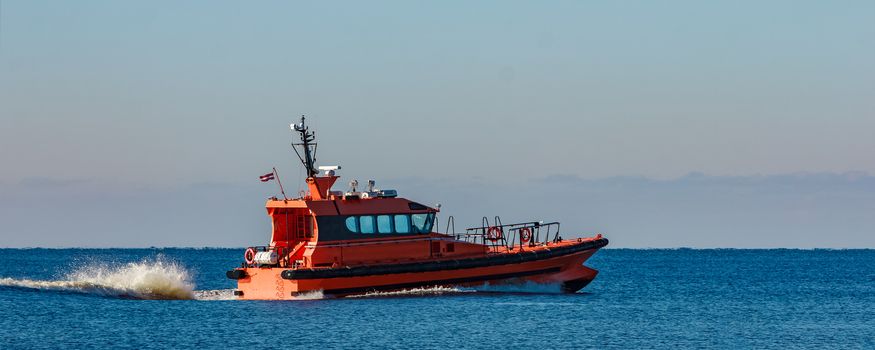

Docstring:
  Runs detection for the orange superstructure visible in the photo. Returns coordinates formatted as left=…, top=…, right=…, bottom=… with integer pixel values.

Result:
left=227, top=117, right=608, bottom=299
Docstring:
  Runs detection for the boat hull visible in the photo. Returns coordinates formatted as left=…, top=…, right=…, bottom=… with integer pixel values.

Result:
left=231, top=238, right=607, bottom=299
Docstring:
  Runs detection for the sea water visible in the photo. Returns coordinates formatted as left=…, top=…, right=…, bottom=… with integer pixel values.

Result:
left=1, top=248, right=873, bottom=349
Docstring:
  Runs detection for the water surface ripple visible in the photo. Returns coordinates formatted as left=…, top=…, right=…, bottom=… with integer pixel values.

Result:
left=1, top=248, right=873, bottom=349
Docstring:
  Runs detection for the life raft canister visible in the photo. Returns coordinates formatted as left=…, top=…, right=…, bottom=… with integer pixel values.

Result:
left=519, top=227, right=532, bottom=243
left=244, top=247, right=257, bottom=265
left=486, top=226, right=503, bottom=242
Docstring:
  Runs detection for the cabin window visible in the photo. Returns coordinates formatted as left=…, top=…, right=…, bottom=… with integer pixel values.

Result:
left=377, top=215, right=393, bottom=234
left=346, top=214, right=433, bottom=235
left=359, top=215, right=375, bottom=234
left=411, top=213, right=435, bottom=234
left=394, top=215, right=410, bottom=234
left=345, top=216, right=359, bottom=233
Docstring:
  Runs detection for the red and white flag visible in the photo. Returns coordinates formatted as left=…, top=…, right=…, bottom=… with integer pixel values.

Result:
left=259, top=172, right=275, bottom=182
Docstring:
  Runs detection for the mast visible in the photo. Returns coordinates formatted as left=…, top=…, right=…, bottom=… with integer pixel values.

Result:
left=291, top=116, right=318, bottom=178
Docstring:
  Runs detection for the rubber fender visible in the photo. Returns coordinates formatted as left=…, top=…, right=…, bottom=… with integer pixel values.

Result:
left=226, top=269, right=248, bottom=280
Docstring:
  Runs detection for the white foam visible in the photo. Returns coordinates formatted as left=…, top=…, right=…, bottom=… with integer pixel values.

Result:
left=0, top=257, right=195, bottom=300
left=337, top=282, right=564, bottom=299
left=292, top=290, right=326, bottom=300
left=193, top=289, right=237, bottom=301
left=346, top=285, right=468, bottom=298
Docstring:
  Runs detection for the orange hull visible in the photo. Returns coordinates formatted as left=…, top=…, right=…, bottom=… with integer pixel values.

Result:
left=232, top=238, right=607, bottom=300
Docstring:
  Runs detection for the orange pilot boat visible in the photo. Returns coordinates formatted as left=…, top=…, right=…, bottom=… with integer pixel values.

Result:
left=227, top=117, right=608, bottom=299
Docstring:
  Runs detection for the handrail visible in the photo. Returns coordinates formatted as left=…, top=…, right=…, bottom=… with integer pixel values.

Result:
left=462, top=220, right=562, bottom=251
left=444, top=215, right=457, bottom=239
left=242, top=219, right=565, bottom=267
left=493, top=216, right=506, bottom=251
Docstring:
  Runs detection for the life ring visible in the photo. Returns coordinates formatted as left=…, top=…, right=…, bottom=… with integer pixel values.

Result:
left=486, top=226, right=503, bottom=242
left=519, top=227, right=532, bottom=243
left=244, top=247, right=257, bottom=265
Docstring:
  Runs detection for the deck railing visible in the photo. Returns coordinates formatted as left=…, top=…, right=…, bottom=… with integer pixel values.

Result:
left=439, top=215, right=561, bottom=252
left=241, top=216, right=564, bottom=267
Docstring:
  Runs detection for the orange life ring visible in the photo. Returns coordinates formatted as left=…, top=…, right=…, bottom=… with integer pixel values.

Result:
left=486, top=226, right=503, bottom=242
left=244, top=247, right=257, bottom=265
left=519, top=227, right=532, bottom=243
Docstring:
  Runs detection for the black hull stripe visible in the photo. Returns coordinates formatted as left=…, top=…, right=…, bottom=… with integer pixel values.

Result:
left=282, top=238, right=608, bottom=280
left=312, top=267, right=563, bottom=296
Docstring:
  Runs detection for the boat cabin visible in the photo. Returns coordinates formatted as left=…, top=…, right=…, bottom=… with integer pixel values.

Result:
left=251, top=117, right=483, bottom=269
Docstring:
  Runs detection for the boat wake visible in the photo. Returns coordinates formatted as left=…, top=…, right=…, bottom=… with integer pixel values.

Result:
left=192, top=289, right=238, bottom=301
left=344, top=282, right=564, bottom=299
left=465, top=281, right=564, bottom=294
left=347, top=286, right=470, bottom=298
left=0, top=257, right=196, bottom=300
left=292, top=290, right=327, bottom=300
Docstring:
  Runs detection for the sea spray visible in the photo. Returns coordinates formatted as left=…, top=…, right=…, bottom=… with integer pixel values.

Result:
left=66, top=256, right=196, bottom=299
left=292, top=290, right=326, bottom=300
left=0, top=256, right=196, bottom=300
left=193, top=289, right=237, bottom=301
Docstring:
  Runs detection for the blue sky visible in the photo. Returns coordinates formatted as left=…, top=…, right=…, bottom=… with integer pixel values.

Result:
left=1, top=1, right=873, bottom=247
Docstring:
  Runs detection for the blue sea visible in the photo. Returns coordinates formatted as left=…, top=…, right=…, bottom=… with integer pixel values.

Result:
left=1, top=248, right=873, bottom=349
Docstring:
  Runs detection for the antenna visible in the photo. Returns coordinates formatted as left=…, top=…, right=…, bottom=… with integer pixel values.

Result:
left=290, top=116, right=319, bottom=178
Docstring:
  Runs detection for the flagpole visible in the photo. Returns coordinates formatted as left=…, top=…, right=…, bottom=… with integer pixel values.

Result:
left=273, top=167, right=288, bottom=201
